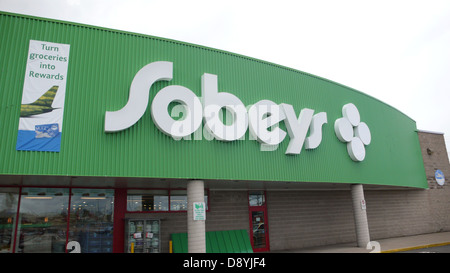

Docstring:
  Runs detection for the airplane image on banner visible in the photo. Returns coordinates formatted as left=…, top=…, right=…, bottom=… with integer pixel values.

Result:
left=20, top=85, right=59, bottom=117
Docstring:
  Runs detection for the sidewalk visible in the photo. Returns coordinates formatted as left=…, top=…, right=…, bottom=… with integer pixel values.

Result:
left=270, top=231, right=450, bottom=253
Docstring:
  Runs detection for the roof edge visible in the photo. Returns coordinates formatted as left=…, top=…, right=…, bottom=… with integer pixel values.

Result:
left=0, top=10, right=418, bottom=124
left=417, top=129, right=445, bottom=135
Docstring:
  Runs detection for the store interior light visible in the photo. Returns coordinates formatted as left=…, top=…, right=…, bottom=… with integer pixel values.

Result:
left=80, top=197, right=106, bottom=200
left=24, top=196, right=53, bottom=199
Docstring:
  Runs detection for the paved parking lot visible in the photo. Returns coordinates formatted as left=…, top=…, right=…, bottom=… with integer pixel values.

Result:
left=399, top=244, right=450, bottom=253
left=270, top=231, right=450, bottom=253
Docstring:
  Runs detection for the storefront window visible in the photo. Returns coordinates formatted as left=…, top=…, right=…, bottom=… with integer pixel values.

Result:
left=170, top=190, right=209, bottom=211
left=0, top=188, right=19, bottom=253
left=15, top=188, right=69, bottom=253
left=170, top=190, right=187, bottom=211
left=249, top=191, right=265, bottom=206
left=127, top=189, right=208, bottom=212
left=127, top=190, right=169, bottom=212
left=68, top=189, right=114, bottom=253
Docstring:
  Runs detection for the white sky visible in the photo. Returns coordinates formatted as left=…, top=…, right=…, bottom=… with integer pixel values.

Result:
left=2, top=0, right=450, bottom=159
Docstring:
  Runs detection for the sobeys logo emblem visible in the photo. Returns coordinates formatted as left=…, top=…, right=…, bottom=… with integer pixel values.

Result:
left=334, top=103, right=371, bottom=162
left=104, top=61, right=370, bottom=162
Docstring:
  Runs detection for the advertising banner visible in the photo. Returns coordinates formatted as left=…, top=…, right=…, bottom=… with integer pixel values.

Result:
left=16, top=40, right=70, bottom=152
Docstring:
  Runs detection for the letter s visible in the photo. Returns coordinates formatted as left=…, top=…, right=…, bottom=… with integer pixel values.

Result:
left=305, top=112, right=327, bottom=149
left=105, top=61, right=173, bottom=132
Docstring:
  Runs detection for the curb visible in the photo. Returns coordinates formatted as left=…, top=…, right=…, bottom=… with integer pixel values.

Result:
left=381, top=241, right=450, bottom=253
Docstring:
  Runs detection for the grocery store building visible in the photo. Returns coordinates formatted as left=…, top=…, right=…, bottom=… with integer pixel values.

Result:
left=1, top=11, right=449, bottom=253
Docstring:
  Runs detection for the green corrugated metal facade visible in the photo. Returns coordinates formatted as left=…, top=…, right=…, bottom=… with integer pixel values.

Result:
left=0, top=12, right=427, bottom=188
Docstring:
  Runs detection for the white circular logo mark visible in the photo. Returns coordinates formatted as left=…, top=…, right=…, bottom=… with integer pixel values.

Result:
left=435, top=169, right=445, bottom=186
left=334, top=103, right=371, bottom=162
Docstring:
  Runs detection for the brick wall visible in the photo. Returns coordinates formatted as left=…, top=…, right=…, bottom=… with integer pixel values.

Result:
left=266, top=190, right=356, bottom=250
left=366, top=189, right=450, bottom=239
left=265, top=131, right=450, bottom=251
left=365, top=132, right=450, bottom=240
left=205, top=190, right=249, bottom=232
left=417, top=132, right=450, bottom=232
left=418, top=131, right=450, bottom=188
left=365, top=190, right=435, bottom=239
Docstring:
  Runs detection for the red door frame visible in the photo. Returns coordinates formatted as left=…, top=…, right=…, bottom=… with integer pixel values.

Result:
left=112, top=188, right=127, bottom=253
left=248, top=191, right=270, bottom=252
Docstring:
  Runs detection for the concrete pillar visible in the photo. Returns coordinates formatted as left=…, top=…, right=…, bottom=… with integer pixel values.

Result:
left=187, top=180, right=206, bottom=253
left=351, top=184, right=370, bottom=247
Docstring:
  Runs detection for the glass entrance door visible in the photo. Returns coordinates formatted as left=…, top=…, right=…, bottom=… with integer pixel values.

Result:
left=250, top=210, right=268, bottom=251
left=248, top=191, right=269, bottom=252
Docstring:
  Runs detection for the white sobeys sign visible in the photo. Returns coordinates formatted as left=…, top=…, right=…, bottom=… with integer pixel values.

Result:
left=104, top=61, right=371, bottom=161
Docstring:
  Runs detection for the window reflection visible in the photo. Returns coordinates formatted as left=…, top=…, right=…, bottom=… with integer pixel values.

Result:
left=15, top=188, right=69, bottom=253
left=127, top=190, right=169, bottom=212
left=170, top=190, right=187, bottom=211
left=0, top=188, right=19, bottom=253
left=68, top=189, right=114, bottom=253
left=251, top=211, right=266, bottom=249
left=127, top=189, right=208, bottom=212
left=249, top=191, right=265, bottom=206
